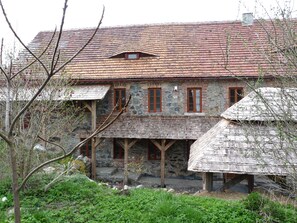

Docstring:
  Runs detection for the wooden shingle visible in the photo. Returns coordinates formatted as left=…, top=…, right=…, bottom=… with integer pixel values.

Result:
left=188, top=88, right=297, bottom=176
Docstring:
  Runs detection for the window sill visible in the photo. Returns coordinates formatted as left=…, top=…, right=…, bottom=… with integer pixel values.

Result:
left=184, top=112, right=206, bottom=116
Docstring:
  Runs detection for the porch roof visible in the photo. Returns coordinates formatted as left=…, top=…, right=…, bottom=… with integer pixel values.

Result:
left=0, top=85, right=110, bottom=101
left=97, top=115, right=219, bottom=140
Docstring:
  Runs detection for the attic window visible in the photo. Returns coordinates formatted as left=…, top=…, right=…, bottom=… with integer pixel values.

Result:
left=125, top=53, right=139, bottom=60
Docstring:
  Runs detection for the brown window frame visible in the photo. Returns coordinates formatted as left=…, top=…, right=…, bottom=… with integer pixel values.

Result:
left=125, top=52, right=140, bottom=60
left=187, top=88, right=202, bottom=112
left=80, top=138, right=92, bottom=158
left=23, top=112, right=31, bottom=129
left=229, top=87, right=243, bottom=107
left=114, top=88, right=126, bottom=111
left=113, top=139, right=124, bottom=159
left=148, top=88, right=162, bottom=113
left=148, top=141, right=161, bottom=160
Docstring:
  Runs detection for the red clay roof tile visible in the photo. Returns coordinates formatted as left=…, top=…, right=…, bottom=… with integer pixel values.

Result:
left=26, top=20, right=295, bottom=80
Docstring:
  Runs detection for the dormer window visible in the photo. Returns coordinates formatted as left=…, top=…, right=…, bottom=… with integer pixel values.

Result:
left=109, top=51, right=156, bottom=59
left=125, top=52, right=140, bottom=60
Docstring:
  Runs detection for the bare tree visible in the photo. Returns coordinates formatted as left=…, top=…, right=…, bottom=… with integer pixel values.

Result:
left=0, top=1, right=130, bottom=222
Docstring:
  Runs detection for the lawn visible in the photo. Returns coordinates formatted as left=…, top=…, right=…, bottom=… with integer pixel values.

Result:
left=0, top=174, right=296, bottom=223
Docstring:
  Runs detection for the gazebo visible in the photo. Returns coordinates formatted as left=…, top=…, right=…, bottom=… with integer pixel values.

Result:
left=188, top=88, right=297, bottom=192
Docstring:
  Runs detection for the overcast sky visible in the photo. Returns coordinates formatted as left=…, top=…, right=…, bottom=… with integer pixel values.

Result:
left=0, top=0, right=296, bottom=50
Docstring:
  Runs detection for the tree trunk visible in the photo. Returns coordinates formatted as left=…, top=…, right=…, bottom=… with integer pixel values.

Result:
left=9, top=143, right=21, bottom=223
left=6, top=83, right=21, bottom=222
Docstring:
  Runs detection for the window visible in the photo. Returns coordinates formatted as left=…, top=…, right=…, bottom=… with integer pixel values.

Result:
left=80, top=138, right=92, bottom=158
left=187, top=88, right=202, bottom=112
left=125, top=53, right=139, bottom=60
left=23, top=112, right=31, bottom=129
left=148, top=88, right=162, bottom=112
left=148, top=141, right=161, bottom=160
left=229, top=87, right=243, bottom=107
left=113, top=139, right=124, bottom=159
left=114, top=88, right=126, bottom=111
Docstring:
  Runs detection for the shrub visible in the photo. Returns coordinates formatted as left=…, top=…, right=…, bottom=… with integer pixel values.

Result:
left=71, top=160, right=86, bottom=174
left=244, top=192, right=297, bottom=223
left=243, top=192, right=267, bottom=212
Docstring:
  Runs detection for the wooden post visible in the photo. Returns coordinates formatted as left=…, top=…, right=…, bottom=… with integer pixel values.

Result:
left=247, top=175, right=254, bottom=193
left=119, top=139, right=138, bottom=185
left=91, top=100, right=97, bottom=179
left=151, top=139, right=176, bottom=188
left=160, top=140, right=166, bottom=187
left=202, top=172, right=213, bottom=192
left=91, top=138, right=104, bottom=179
left=124, top=139, right=129, bottom=185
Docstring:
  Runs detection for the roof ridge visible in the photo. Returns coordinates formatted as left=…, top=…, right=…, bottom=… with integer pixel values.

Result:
left=36, top=20, right=246, bottom=33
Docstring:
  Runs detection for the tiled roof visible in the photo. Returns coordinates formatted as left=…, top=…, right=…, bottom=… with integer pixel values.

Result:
left=188, top=119, right=297, bottom=175
left=222, top=87, right=297, bottom=122
left=26, top=20, right=286, bottom=80
left=96, top=115, right=219, bottom=140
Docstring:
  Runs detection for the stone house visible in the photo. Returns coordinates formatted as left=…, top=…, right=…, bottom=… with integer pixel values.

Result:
left=27, top=14, right=283, bottom=185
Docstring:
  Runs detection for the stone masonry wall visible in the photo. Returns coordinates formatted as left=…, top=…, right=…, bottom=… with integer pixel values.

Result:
left=108, top=79, right=254, bottom=116
left=89, top=78, right=274, bottom=178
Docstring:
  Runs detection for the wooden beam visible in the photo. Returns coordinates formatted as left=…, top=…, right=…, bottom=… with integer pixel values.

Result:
left=164, top=140, right=176, bottom=151
left=219, top=174, right=250, bottom=192
left=83, top=101, right=92, bottom=112
left=91, top=100, right=97, bottom=179
left=122, top=138, right=138, bottom=185
left=150, top=139, right=176, bottom=188
left=150, top=139, right=162, bottom=150
left=202, top=172, right=213, bottom=192
left=247, top=175, right=254, bottom=193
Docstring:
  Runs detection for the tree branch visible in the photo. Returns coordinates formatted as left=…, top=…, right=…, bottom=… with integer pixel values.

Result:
left=9, top=75, right=52, bottom=136
left=37, top=135, right=66, bottom=155
left=50, top=0, right=68, bottom=73
left=0, top=0, right=50, bottom=76
left=53, top=6, right=105, bottom=75
left=0, top=130, right=11, bottom=145
left=18, top=95, right=131, bottom=191
left=10, top=29, right=57, bottom=80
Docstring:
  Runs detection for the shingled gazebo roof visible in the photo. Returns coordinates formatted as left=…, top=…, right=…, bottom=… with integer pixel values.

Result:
left=222, top=88, right=297, bottom=122
left=188, top=88, right=297, bottom=175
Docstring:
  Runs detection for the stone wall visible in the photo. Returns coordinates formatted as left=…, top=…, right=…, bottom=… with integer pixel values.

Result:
left=94, top=139, right=198, bottom=178
left=102, top=79, right=254, bottom=117
left=80, top=78, right=273, bottom=178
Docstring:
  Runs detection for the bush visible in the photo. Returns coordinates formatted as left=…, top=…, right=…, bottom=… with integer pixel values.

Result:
left=244, top=192, right=297, bottom=223
left=243, top=192, right=267, bottom=212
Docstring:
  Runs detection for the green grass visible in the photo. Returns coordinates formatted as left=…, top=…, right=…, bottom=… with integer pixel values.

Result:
left=0, top=174, right=296, bottom=223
